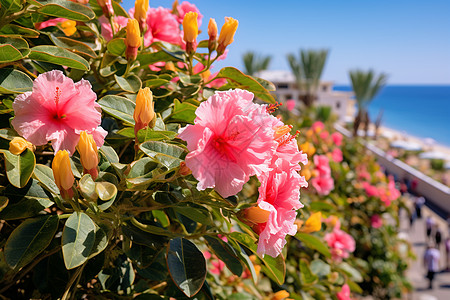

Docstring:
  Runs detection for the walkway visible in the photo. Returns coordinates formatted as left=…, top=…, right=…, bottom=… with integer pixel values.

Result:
left=401, top=195, right=450, bottom=300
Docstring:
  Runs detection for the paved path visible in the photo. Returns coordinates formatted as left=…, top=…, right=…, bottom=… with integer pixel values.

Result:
left=401, top=195, right=450, bottom=300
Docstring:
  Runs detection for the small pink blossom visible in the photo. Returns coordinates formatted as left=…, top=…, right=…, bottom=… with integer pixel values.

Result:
left=311, top=175, right=334, bottom=196
left=35, top=18, right=67, bottom=30
left=176, top=1, right=203, bottom=26
left=319, top=130, right=329, bottom=140
left=337, top=284, right=351, bottom=300
left=12, top=70, right=106, bottom=154
left=314, top=155, right=331, bottom=176
left=331, top=132, right=343, bottom=147
left=99, top=15, right=128, bottom=42
left=324, top=227, right=355, bottom=261
left=331, top=148, right=343, bottom=163
left=144, top=7, right=181, bottom=47
left=178, top=89, right=276, bottom=197
left=311, top=121, right=324, bottom=132
left=286, top=99, right=296, bottom=111
left=203, top=251, right=225, bottom=275
left=362, top=182, right=379, bottom=197
left=371, top=215, right=383, bottom=229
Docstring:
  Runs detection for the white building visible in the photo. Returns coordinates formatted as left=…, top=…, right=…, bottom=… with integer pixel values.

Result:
left=255, top=70, right=355, bottom=122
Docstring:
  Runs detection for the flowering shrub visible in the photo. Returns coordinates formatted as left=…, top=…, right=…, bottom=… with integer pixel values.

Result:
left=0, top=0, right=411, bottom=299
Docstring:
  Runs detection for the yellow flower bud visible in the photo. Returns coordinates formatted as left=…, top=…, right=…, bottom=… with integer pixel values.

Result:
left=301, top=211, right=322, bottom=233
left=208, top=18, right=218, bottom=40
left=125, top=18, right=141, bottom=48
left=9, top=137, right=33, bottom=155
left=217, top=17, right=238, bottom=53
left=52, top=150, right=74, bottom=199
left=300, top=168, right=312, bottom=181
left=60, top=20, right=77, bottom=36
left=134, top=87, right=156, bottom=135
left=183, top=12, right=198, bottom=43
left=77, top=131, right=99, bottom=179
left=272, top=290, right=290, bottom=300
left=241, top=206, right=270, bottom=225
left=300, top=141, right=316, bottom=157
left=134, top=0, right=149, bottom=24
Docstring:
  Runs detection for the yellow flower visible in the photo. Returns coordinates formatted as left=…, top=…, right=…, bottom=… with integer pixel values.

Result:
left=300, top=141, right=316, bottom=157
left=217, top=17, right=238, bottom=53
left=9, top=137, right=33, bottom=155
left=134, top=87, right=156, bottom=134
left=60, top=20, right=77, bottom=36
left=52, top=150, right=74, bottom=199
left=208, top=18, right=218, bottom=40
left=272, top=290, right=290, bottom=300
left=301, top=211, right=322, bottom=233
left=134, top=0, right=149, bottom=24
left=182, top=12, right=198, bottom=43
left=125, top=18, right=141, bottom=48
left=300, top=168, right=312, bottom=181
left=77, top=131, right=99, bottom=179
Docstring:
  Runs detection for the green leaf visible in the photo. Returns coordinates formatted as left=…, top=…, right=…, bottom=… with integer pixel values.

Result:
left=1, top=149, right=36, bottom=188
left=0, top=196, right=8, bottom=212
left=38, top=0, right=95, bottom=21
left=117, top=127, right=177, bottom=142
left=79, top=174, right=97, bottom=201
left=99, top=145, right=119, bottom=163
left=139, top=141, right=186, bottom=169
left=296, top=232, right=331, bottom=258
left=50, top=35, right=97, bottom=58
left=33, top=164, right=59, bottom=195
left=299, top=259, right=318, bottom=285
left=338, top=262, right=363, bottom=282
left=310, top=259, right=331, bottom=278
left=136, top=50, right=183, bottom=67
left=115, top=74, right=142, bottom=93
left=0, top=0, right=23, bottom=13
left=62, top=212, right=96, bottom=269
left=107, top=38, right=126, bottom=56
left=169, top=99, right=197, bottom=124
left=98, top=95, right=135, bottom=125
left=173, top=205, right=212, bottom=226
left=215, top=67, right=275, bottom=103
left=309, top=201, right=336, bottom=212
left=29, top=45, right=90, bottom=70
left=204, top=236, right=243, bottom=276
left=0, top=68, right=33, bottom=93
left=229, top=232, right=285, bottom=285
left=4, top=215, right=59, bottom=270
left=145, top=78, right=170, bottom=88
left=166, top=237, right=206, bottom=297
left=0, top=44, right=24, bottom=63
left=95, top=181, right=117, bottom=210
left=0, top=24, right=40, bottom=38
left=0, top=128, right=20, bottom=140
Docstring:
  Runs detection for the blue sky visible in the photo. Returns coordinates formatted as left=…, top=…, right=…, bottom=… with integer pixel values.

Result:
left=123, top=0, right=450, bottom=85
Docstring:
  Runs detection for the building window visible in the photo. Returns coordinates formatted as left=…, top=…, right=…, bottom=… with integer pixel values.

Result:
left=278, top=84, right=289, bottom=89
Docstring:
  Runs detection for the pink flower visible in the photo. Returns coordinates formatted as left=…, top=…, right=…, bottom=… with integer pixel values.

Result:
left=286, top=99, right=296, bottom=111
left=12, top=70, right=106, bottom=154
left=144, top=7, right=181, bottom=47
left=331, top=132, right=343, bottom=147
left=319, top=130, right=329, bottom=140
left=362, top=182, right=379, bottom=197
left=371, top=215, right=383, bottom=229
left=255, top=201, right=297, bottom=258
left=178, top=89, right=276, bottom=198
left=311, top=175, right=334, bottom=196
left=311, top=121, right=324, bottom=132
left=314, top=155, right=331, bottom=176
left=99, top=15, right=128, bottom=42
left=36, top=17, right=67, bottom=30
left=203, top=251, right=225, bottom=275
left=337, top=284, right=351, bottom=300
left=176, top=1, right=203, bottom=26
left=324, top=227, right=355, bottom=261
left=331, top=148, right=343, bottom=163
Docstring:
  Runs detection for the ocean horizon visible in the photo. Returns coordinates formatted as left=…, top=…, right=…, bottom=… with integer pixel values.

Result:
left=333, top=85, right=450, bottom=147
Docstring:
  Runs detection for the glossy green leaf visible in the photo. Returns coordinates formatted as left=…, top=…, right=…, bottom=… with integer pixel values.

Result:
left=0, top=24, right=40, bottom=38
left=95, top=181, right=117, bottom=210
left=0, top=128, right=20, bottom=140
left=310, top=259, right=331, bottom=278
left=166, top=238, right=206, bottom=297
left=296, top=232, right=331, bottom=258
left=0, top=0, right=23, bottom=13
left=0, top=44, right=24, bottom=62
left=169, top=99, right=197, bottom=124
left=338, top=262, right=363, bottom=282
left=140, top=141, right=187, bottom=169
left=0, top=196, right=8, bottom=212
left=98, top=95, right=135, bottom=125
left=204, top=236, right=243, bottom=276
left=130, top=217, right=174, bottom=237
left=309, top=201, right=336, bottom=212
left=115, top=74, right=142, bottom=93
left=0, top=68, right=33, bottom=93
left=136, top=50, right=183, bottom=67
left=29, top=45, right=90, bottom=70
left=1, top=149, right=36, bottom=188
left=107, top=38, right=126, bottom=56
left=4, top=215, right=59, bottom=270
left=38, top=0, right=95, bottom=21
left=145, top=78, right=170, bottom=88
left=50, top=35, right=97, bottom=58
left=173, top=205, right=212, bottom=225
left=33, top=164, right=59, bottom=195
left=62, top=212, right=96, bottom=269
left=299, top=259, right=318, bottom=285
left=79, top=174, right=97, bottom=201
left=215, top=67, right=275, bottom=103
left=99, top=145, right=119, bottom=164
left=117, top=127, right=177, bottom=142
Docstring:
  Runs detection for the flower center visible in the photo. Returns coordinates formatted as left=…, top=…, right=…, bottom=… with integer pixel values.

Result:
left=52, top=87, right=66, bottom=120
left=212, top=131, right=240, bottom=162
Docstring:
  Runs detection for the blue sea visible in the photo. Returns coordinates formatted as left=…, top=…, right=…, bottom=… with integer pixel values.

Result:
left=333, top=85, right=450, bottom=147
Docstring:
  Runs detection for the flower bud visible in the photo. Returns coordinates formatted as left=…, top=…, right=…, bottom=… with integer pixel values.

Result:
left=238, top=206, right=270, bottom=231
left=77, top=131, right=99, bottom=180
left=217, top=17, right=238, bottom=55
left=183, top=12, right=198, bottom=43
left=52, top=150, right=75, bottom=200
left=125, top=19, right=141, bottom=61
left=97, top=0, right=114, bottom=18
left=179, top=161, right=191, bottom=176
left=300, top=168, right=312, bottom=181
left=134, top=0, right=149, bottom=30
left=300, top=141, right=316, bottom=157
left=301, top=211, right=322, bottom=233
left=60, top=20, right=77, bottom=36
left=272, top=290, right=290, bottom=300
left=9, top=137, right=33, bottom=155
left=207, top=18, right=218, bottom=51
left=134, top=87, right=156, bottom=135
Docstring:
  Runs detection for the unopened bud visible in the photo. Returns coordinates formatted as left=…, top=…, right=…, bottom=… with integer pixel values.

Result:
left=52, top=150, right=75, bottom=200
left=9, top=137, right=34, bottom=155
left=179, top=161, right=191, bottom=176
left=125, top=18, right=141, bottom=61
left=207, top=18, right=218, bottom=52
left=134, top=87, right=156, bottom=135
left=134, top=0, right=149, bottom=31
left=97, top=0, right=114, bottom=18
left=77, top=131, right=99, bottom=180
left=217, top=17, right=238, bottom=55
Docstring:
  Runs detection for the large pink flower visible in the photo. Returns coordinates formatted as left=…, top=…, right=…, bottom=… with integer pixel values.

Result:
left=324, top=227, right=355, bottom=261
left=176, top=1, right=203, bottom=26
left=178, top=89, right=276, bottom=197
left=12, top=70, right=106, bottom=154
left=144, top=7, right=181, bottom=47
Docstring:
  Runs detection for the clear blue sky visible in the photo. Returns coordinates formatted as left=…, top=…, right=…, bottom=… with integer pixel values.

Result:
left=123, top=0, right=450, bottom=85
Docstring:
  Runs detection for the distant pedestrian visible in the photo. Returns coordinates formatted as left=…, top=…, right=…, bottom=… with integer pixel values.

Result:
left=445, top=238, right=450, bottom=271
left=426, top=217, right=435, bottom=241
left=415, top=196, right=425, bottom=219
left=435, top=226, right=442, bottom=248
left=424, top=243, right=440, bottom=289
left=409, top=209, right=417, bottom=228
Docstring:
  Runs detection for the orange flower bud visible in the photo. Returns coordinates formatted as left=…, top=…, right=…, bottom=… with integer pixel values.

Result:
left=300, top=168, right=312, bottom=181
left=272, top=290, right=290, bottom=300
left=125, top=19, right=141, bottom=60
left=165, top=61, right=176, bottom=72
left=217, top=17, right=238, bottom=54
left=97, top=0, right=114, bottom=18
left=60, top=20, right=77, bottom=36
left=77, top=131, right=99, bottom=180
left=134, top=87, right=156, bottom=135
left=301, top=211, right=322, bottom=233
left=52, top=150, right=74, bottom=199
left=183, top=12, right=198, bottom=43
left=179, top=161, right=191, bottom=176
left=134, top=0, right=149, bottom=27
left=9, top=137, right=33, bottom=155
left=300, top=141, right=316, bottom=157
left=241, top=206, right=270, bottom=225
left=208, top=18, right=218, bottom=40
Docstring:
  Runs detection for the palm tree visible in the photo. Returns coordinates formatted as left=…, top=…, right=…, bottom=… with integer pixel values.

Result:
left=242, top=52, right=271, bottom=76
left=287, top=49, right=329, bottom=107
left=349, top=70, right=387, bottom=137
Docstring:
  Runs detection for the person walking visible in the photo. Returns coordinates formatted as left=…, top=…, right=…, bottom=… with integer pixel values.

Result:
left=435, top=226, right=442, bottom=249
left=426, top=216, right=435, bottom=242
left=424, top=243, right=440, bottom=289
left=415, top=195, right=425, bottom=219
